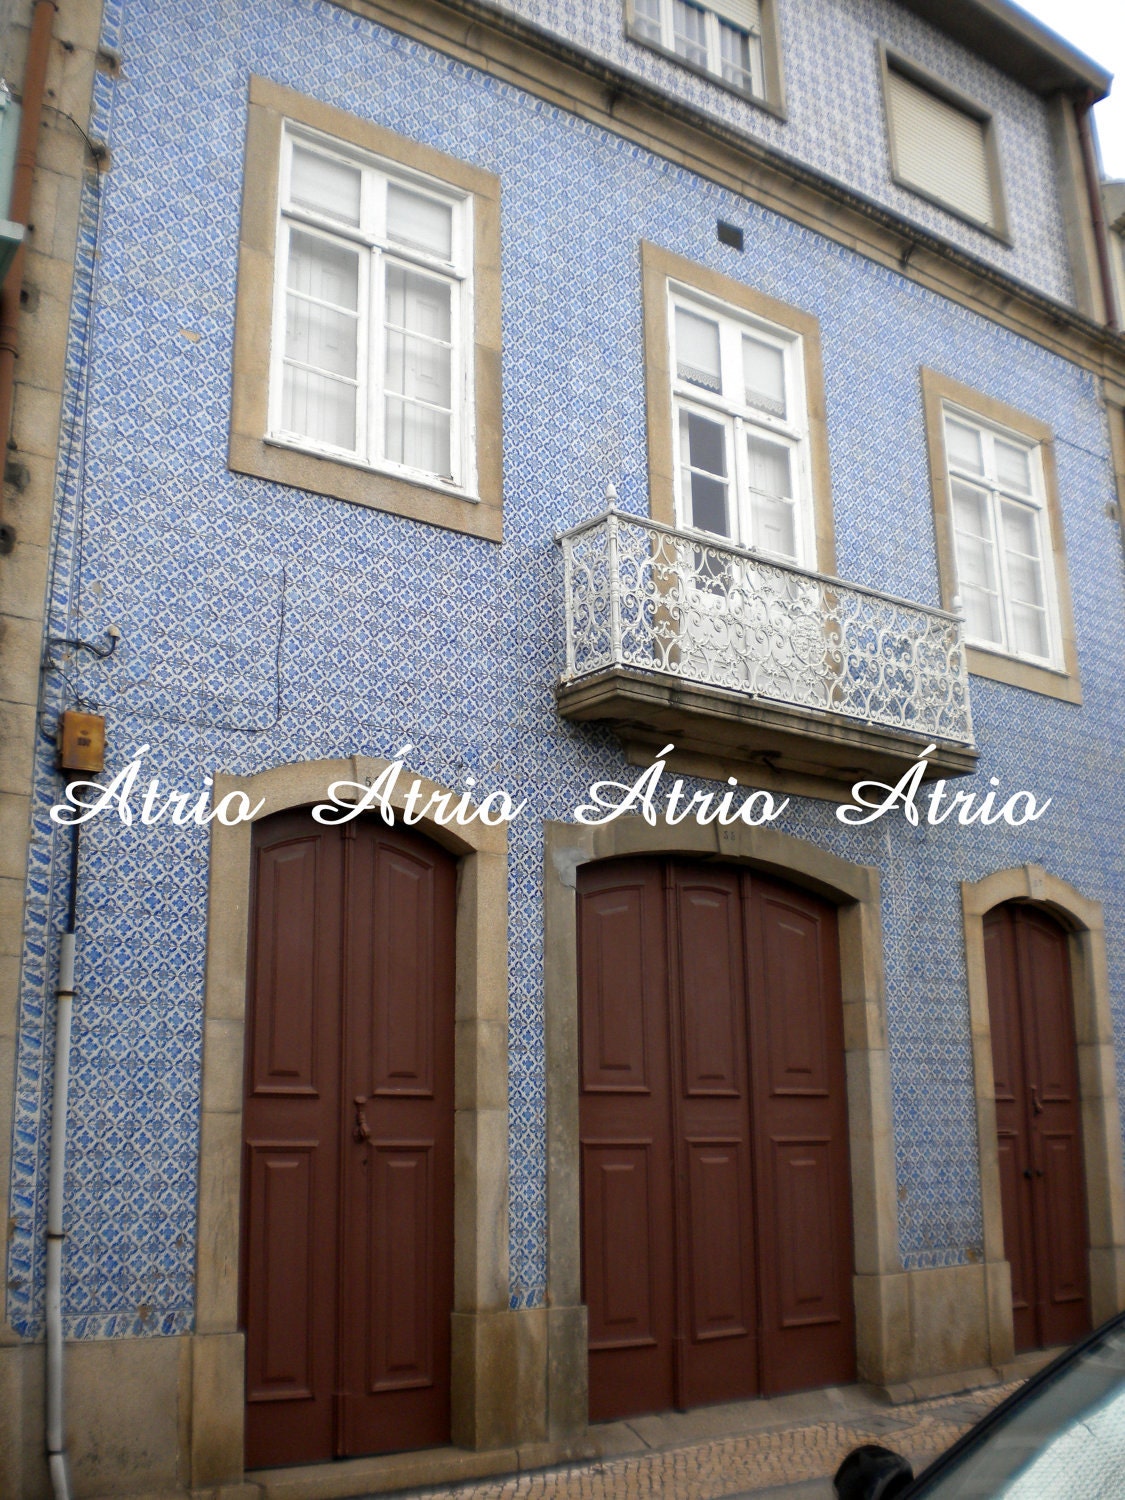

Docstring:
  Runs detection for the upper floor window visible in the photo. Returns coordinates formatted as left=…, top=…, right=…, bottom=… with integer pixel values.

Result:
left=920, top=369, right=1079, bottom=704
left=271, top=126, right=474, bottom=492
left=627, top=0, right=785, bottom=113
left=670, top=283, right=813, bottom=565
left=880, top=47, right=1008, bottom=240
left=230, top=78, right=503, bottom=541
left=942, top=407, right=1060, bottom=666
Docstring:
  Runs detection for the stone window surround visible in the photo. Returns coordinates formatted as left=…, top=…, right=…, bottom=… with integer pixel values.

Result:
left=623, top=0, right=788, bottom=121
left=542, top=814, right=1008, bottom=1394
left=228, top=76, right=505, bottom=543
left=190, top=755, right=577, bottom=1492
left=878, top=44, right=1011, bottom=246
left=921, top=366, right=1082, bottom=705
left=641, top=240, right=838, bottom=573
left=962, top=864, right=1125, bottom=1353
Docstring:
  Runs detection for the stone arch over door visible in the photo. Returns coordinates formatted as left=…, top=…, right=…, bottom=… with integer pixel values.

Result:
left=189, top=756, right=532, bottom=1490
left=963, top=863, right=1125, bottom=1361
left=542, top=815, right=912, bottom=1406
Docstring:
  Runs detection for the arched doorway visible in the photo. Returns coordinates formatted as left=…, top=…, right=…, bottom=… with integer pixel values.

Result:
left=577, top=856, right=855, bottom=1420
left=963, top=863, right=1125, bottom=1366
left=984, top=902, right=1090, bottom=1352
left=240, top=809, right=456, bottom=1467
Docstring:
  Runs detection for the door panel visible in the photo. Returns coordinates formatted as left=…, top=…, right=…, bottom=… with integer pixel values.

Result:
left=579, top=863, right=676, bottom=1420
left=771, top=1138, right=839, bottom=1328
left=579, top=857, right=854, bottom=1422
left=251, top=839, right=322, bottom=1094
left=580, top=883, right=650, bottom=1094
left=242, top=813, right=454, bottom=1468
left=984, top=904, right=1089, bottom=1354
left=584, top=1141, right=659, bottom=1349
left=685, top=1138, right=751, bottom=1340
left=676, top=880, right=744, bottom=1096
left=671, top=866, right=759, bottom=1410
left=243, top=818, right=343, bottom=1467
left=1040, top=1133, right=1088, bottom=1313
left=750, top=886, right=854, bottom=1394
left=244, top=1144, right=317, bottom=1401
left=758, top=897, right=830, bottom=1098
left=372, top=848, right=436, bottom=1097
left=341, top=824, right=455, bottom=1456
left=995, top=1128, right=1036, bottom=1342
left=369, top=1144, right=434, bottom=1391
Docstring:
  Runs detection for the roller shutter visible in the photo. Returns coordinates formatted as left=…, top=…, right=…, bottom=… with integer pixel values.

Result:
left=887, top=66, right=995, bottom=228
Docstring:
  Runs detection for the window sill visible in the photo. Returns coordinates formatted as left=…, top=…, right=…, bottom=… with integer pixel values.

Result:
left=965, top=643, right=1081, bottom=704
left=889, top=170, right=1013, bottom=247
left=624, top=25, right=786, bottom=122
left=228, top=430, right=502, bottom=542
left=265, top=435, right=481, bottom=504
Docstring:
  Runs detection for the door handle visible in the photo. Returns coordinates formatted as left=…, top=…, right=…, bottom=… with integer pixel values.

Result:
left=352, top=1096, right=372, bottom=1143
left=1030, top=1084, right=1044, bottom=1115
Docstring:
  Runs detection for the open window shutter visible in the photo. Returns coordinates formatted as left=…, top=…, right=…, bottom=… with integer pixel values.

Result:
left=710, top=0, right=761, bottom=30
left=887, top=68, right=994, bottom=227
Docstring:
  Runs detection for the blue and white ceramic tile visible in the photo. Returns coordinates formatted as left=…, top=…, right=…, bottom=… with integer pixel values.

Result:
left=7, top=0, right=1124, bottom=1336
left=488, top=0, right=1076, bottom=304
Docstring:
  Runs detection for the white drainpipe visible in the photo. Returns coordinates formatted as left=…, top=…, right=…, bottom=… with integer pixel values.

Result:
left=45, top=823, right=78, bottom=1500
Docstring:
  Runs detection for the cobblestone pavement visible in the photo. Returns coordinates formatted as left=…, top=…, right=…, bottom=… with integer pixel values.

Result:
left=388, top=1383, right=1018, bottom=1500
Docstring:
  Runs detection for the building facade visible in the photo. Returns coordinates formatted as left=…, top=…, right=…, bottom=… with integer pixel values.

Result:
left=2, top=0, right=1125, bottom=1495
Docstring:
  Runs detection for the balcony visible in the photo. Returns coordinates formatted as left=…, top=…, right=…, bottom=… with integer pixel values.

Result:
left=556, top=509, right=978, bottom=793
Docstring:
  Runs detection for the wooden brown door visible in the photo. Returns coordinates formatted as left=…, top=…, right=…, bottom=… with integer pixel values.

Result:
left=241, top=811, right=455, bottom=1468
left=578, top=858, right=854, bottom=1422
left=985, top=903, right=1090, bottom=1353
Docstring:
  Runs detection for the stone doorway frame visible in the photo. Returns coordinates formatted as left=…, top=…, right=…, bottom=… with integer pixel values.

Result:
left=962, top=863, right=1125, bottom=1355
left=190, top=755, right=535, bottom=1488
left=543, top=815, right=916, bottom=1397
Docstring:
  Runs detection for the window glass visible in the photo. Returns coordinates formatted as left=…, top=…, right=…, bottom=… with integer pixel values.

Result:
left=746, top=434, right=794, bottom=557
left=670, top=287, right=809, bottom=564
left=282, top=230, right=360, bottom=450
left=676, top=308, right=723, bottom=392
left=672, top=0, right=709, bottom=66
left=273, top=130, right=469, bottom=488
left=290, top=146, right=362, bottom=225
left=995, top=438, right=1032, bottom=495
left=946, top=418, right=984, bottom=474
left=633, top=0, right=765, bottom=98
left=944, top=409, right=1057, bottom=665
left=951, top=479, right=1002, bottom=645
left=384, top=266, right=452, bottom=475
left=387, top=184, right=453, bottom=260
left=1002, top=501, right=1048, bottom=657
left=679, top=408, right=730, bottom=536
left=633, top=0, right=663, bottom=42
left=911, top=1318, right=1125, bottom=1499
left=742, top=334, right=785, bottom=417
left=719, top=22, right=754, bottom=91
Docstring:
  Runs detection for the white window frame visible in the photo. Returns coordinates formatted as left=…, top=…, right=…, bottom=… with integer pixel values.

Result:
left=669, top=281, right=815, bottom=568
left=942, top=402, right=1064, bottom=669
left=628, top=0, right=765, bottom=99
left=268, top=123, right=478, bottom=498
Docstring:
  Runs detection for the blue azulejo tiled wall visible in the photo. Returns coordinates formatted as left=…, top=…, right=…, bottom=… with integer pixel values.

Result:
left=489, top=0, right=1074, bottom=306
left=8, top=0, right=1125, bottom=1336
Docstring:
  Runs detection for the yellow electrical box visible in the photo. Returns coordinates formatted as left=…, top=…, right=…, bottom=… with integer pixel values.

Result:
left=59, top=711, right=106, bottom=774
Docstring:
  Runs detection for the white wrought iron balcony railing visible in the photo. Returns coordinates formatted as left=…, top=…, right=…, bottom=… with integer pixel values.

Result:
left=557, top=508, right=975, bottom=754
